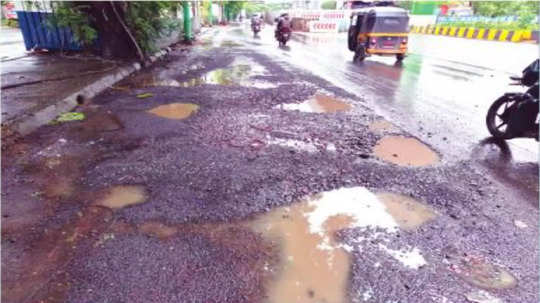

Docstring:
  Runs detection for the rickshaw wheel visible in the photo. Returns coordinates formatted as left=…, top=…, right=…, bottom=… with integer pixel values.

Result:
left=396, top=54, right=405, bottom=61
left=353, top=46, right=365, bottom=62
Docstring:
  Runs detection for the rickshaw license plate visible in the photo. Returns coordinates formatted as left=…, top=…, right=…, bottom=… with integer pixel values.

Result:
left=381, top=38, right=396, bottom=48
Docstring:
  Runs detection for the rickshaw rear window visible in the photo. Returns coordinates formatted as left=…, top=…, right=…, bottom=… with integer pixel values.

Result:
left=374, top=16, right=409, bottom=33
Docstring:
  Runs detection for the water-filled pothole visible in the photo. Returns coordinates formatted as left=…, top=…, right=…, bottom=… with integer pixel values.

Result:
left=279, top=94, right=352, bottom=113
left=147, top=103, right=199, bottom=120
left=180, top=57, right=274, bottom=88
left=376, top=192, right=437, bottom=231
left=448, top=253, right=517, bottom=289
left=373, top=136, right=439, bottom=166
left=96, top=185, right=147, bottom=209
left=251, top=187, right=430, bottom=303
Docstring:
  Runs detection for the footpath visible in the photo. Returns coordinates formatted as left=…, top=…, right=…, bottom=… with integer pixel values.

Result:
left=0, top=27, right=178, bottom=140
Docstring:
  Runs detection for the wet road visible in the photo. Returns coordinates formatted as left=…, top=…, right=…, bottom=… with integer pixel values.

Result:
left=2, top=24, right=538, bottom=303
left=230, top=24, right=539, bottom=163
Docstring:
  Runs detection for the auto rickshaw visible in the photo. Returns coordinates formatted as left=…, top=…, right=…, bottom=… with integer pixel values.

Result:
left=347, top=6, right=409, bottom=62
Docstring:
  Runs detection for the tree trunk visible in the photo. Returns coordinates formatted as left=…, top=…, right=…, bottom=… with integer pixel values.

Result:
left=75, top=2, right=138, bottom=59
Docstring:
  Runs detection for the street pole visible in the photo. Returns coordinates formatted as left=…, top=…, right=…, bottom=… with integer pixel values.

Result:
left=183, top=1, right=192, bottom=42
left=208, top=0, right=213, bottom=25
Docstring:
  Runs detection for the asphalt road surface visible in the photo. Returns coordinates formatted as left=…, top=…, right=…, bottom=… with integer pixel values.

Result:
left=2, top=24, right=538, bottom=303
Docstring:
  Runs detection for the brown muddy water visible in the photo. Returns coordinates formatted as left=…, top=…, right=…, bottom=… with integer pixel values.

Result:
left=376, top=192, right=437, bottom=231
left=279, top=94, right=352, bottom=113
left=147, top=103, right=199, bottom=120
left=95, top=185, right=147, bottom=209
left=373, top=136, right=439, bottom=166
left=250, top=187, right=435, bottom=303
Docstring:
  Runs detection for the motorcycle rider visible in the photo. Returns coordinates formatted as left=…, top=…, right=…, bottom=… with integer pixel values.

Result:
left=251, top=14, right=262, bottom=30
left=275, top=13, right=291, bottom=39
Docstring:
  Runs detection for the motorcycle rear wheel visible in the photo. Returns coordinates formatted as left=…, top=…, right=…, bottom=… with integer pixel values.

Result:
left=486, top=95, right=518, bottom=139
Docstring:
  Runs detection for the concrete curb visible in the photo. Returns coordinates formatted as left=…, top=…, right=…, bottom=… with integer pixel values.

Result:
left=3, top=47, right=173, bottom=139
left=410, top=25, right=539, bottom=43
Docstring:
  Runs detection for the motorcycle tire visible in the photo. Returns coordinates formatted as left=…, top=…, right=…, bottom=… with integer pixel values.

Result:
left=486, top=95, right=518, bottom=139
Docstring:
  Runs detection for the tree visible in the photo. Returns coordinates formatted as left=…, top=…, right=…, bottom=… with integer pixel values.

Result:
left=47, top=1, right=183, bottom=60
left=224, top=1, right=245, bottom=21
left=321, top=1, right=337, bottom=10
left=471, top=1, right=539, bottom=17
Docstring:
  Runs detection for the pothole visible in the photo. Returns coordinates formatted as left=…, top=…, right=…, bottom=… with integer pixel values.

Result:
left=147, top=103, right=199, bottom=120
left=376, top=192, right=437, bottom=231
left=96, top=185, right=147, bottom=209
left=180, top=57, right=275, bottom=88
left=373, top=136, right=439, bottom=166
left=448, top=253, right=517, bottom=289
left=251, top=187, right=430, bottom=303
left=278, top=94, right=352, bottom=113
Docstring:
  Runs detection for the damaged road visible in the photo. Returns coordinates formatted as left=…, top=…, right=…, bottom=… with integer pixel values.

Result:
left=2, top=26, right=538, bottom=303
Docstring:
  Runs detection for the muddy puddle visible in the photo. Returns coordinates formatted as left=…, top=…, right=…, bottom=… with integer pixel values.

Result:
left=147, top=103, right=199, bottom=120
left=373, top=136, right=439, bottom=166
left=251, top=187, right=432, bottom=303
left=279, top=94, right=352, bottom=113
left=96, top=185, right=147, bottom=209
left=376, top=192, right=437, bottom=231
left=124, top=57, right=275, bottom=89
left=447, top=253, right=517, bottom=289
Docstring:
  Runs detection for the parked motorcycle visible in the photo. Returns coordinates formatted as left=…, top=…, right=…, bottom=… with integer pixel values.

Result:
left=486, top=59, right=539, bottom=140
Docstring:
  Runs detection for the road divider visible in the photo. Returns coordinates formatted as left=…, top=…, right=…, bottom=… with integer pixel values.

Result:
left=410, top=25, right=539, bottom=43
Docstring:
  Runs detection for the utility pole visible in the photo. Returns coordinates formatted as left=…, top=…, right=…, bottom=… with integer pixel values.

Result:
left=208, top=0, right=213, bottom=25
left=182, top=1, right=192, bottom=41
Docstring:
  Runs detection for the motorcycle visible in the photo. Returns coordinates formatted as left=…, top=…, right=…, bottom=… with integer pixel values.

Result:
left=251, top=21, right=261, bottom=37
left=486, top=59, right=539, bottom=140
left=276, top=27, right=291, bottom=46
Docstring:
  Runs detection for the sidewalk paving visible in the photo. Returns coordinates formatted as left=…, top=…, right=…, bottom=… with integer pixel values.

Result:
left=0, top=28, right=182, bottom=138
left=1, top=54, right=139, bottom=137
left=0, top=27, right=27, bottom=61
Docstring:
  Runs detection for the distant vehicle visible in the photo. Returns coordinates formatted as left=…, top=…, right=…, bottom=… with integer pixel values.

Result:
left=251, top=14, right=262, bottom=37
left=347, top=6, right=409, bottom=62
left=343, top=1, right=396, bottom=9
left=486, top=59, right=539, bottom=140
left=275, top=13, right=291, bottom=47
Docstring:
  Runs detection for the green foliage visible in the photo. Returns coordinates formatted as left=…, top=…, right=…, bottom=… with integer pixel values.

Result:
left=224, top=1, right=245, bottom=20
left=471, top=1, right=539, bottom=17
left=321, top=0, right=336, bottom=10
left=48, top=3, right=97, bottom=46
left=244, top=2, right=266, bottom=15
left=125, top=1, right=182, bottom=54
